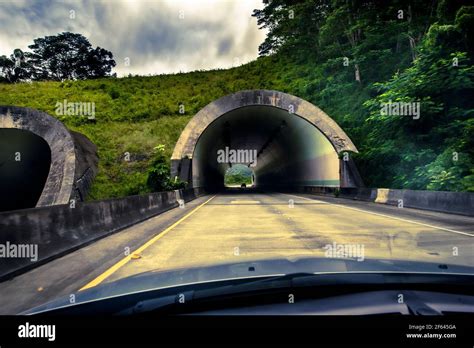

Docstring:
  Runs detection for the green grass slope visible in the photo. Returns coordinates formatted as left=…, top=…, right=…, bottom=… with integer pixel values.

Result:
left=0, top=56, right=299, bottom=200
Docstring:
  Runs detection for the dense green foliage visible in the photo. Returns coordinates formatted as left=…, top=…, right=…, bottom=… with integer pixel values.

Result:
left=253, top=0, right=474, bottom=191
left=0, top=0, right=472, bottom=198
left=147, top=145, right=187, bottom=192
left=224, top=165, right=254, bottom=187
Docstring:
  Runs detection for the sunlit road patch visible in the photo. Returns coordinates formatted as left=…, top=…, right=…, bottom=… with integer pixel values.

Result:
left=230, top=200, right=261, bottom=204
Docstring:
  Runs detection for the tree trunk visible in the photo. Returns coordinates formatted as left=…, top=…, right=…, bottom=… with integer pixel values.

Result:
left=408, top=35, right=417, bottom=61
left=355, top=63, right=361, bottom=83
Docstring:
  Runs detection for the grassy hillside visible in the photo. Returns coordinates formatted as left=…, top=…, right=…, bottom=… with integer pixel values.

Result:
left=2, top=1, right=473, bottom=198
left=0, top=56, right=300, bottom=200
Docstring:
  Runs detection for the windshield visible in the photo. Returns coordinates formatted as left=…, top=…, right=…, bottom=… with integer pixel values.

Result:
left=0, top=0, right=473, bottom=322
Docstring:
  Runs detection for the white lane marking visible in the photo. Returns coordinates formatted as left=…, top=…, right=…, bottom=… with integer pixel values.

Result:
left=230, top=200, right=261, bottom=204
left=283, top=193, right=474, bottom=237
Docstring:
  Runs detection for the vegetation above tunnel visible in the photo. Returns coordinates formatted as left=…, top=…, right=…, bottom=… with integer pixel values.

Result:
left=0, top=0, right=473, bottom=199
left=224, top=165, right=254, bottom=187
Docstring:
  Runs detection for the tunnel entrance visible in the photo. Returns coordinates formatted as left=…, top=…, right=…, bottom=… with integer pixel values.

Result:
left=171, top=90, right=363, bottom=191
left=0, top=128, right=52, bottom=211
left=1, top=106, right=99, bottom=209
left=193, top=105, right=340, bottom=191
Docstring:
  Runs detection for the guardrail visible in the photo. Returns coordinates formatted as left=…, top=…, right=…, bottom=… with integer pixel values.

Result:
left=0, top=187, right=205, bottom=281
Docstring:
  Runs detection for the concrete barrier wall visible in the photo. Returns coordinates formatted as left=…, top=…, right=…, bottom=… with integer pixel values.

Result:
left=396, top=189, right=474, bottom=216
left=181, top=187, right=206, bottom=202
left=300, top=186, right=474, bottom=216
left=340, top=187, right=377, bottom=201
left=0, top=188, right=205, bottom=280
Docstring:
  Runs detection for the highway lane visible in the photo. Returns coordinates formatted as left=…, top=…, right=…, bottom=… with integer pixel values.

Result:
left=91, top=192, right=474, bottom=286
left=0, top=192, right=472, bottom=314
left=0, top=195, right=213, bottom=314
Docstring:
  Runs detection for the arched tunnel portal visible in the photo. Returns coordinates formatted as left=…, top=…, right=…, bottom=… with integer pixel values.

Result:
left=171, top=90, right=364, bottom=192
left=0, top=106, right=99, bottom=212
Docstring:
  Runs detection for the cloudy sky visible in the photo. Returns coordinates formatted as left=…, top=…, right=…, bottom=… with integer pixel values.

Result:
left=0, top=0, right=267, bottom=76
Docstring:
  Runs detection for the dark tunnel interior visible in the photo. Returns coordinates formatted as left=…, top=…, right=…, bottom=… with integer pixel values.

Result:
left=192, top=105, right=340, bottom=191
left=0, top=128, right=52, bottom=212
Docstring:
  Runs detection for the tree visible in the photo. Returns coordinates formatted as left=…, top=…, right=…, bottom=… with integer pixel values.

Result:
left=0, top=55, right=15, bottom=82
left=252, top=0, right=331, bottom=57
left=146, top=145, right=187, bottom=192
left=0, top=49, right=32, bottom=82
left=25, top=32, right=116, bottom=81
left=362, top=7, right=474, bottom=191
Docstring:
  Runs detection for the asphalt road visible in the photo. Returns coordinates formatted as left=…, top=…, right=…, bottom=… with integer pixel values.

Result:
left=0, top=192, right=473, bottom=314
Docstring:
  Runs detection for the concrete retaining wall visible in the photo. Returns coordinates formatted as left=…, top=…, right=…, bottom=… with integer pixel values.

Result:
left=300, top=186, right=473, bottom=216
left=0, top=188, right=205, bottom=281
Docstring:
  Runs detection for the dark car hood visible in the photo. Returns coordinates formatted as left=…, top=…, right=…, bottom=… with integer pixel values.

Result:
left=23, top=256, right=474, bottom=314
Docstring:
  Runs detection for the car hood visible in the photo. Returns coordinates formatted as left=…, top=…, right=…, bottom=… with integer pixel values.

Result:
left=23, top=256, right=474, bottom=314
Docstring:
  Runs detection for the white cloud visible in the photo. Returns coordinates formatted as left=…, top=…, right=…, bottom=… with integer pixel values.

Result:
left=0, top=0, right=267, bottom=76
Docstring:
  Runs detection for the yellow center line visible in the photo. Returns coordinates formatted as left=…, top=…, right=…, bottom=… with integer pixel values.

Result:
left=79, top=195, right=216, bottom=291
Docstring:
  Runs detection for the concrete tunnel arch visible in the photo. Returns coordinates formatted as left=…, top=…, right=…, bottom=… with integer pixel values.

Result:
left=0, top=106, right=98, bottom=211
left=171, top=90, right=363, bottom=191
